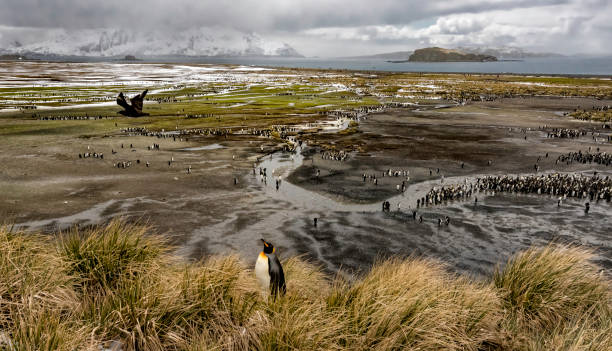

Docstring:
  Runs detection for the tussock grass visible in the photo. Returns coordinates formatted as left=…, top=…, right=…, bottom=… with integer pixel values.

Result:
left=59, top=221, right=165, bottom=291
left=494, top=246, right=611, bottom=350
left=0, top=221, right=610, bottom=350
left=0, top=227, right=93, bottom=350
left=328, top=258, right=500, bottom=350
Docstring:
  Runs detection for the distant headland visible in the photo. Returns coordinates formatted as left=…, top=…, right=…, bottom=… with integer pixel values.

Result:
left=390, top=47, right=498, bottom=63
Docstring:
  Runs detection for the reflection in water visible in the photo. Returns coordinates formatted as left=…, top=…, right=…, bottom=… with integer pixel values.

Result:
left=182, top=143, right=226, bottom=151
left=253, top=147, right=611, bottom=276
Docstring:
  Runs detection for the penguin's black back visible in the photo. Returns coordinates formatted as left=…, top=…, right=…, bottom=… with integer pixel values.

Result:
left=267, top=253, right=286, bottom=298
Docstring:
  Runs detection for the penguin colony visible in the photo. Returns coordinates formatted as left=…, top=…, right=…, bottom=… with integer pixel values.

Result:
left=419, top=173, right=612, bottom=207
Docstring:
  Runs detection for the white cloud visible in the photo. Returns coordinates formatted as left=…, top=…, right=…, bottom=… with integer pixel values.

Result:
left=298, top=0, right=612, bottom=55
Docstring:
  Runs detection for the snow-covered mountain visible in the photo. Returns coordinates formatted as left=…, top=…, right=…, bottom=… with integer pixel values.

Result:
left=455, top=46, right=562, bottom=59
left=0, top=28, right=302, bottom=57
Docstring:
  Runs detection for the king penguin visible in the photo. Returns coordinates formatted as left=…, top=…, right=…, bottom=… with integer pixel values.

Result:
left=255, top=239, right=286, bottom=299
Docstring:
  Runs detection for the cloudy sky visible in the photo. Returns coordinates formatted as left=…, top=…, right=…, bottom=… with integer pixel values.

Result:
left=0, top=0, right=610, bottom=56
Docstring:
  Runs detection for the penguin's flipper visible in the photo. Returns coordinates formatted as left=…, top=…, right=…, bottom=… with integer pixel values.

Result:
left=268, top=254, right=286, bottom=298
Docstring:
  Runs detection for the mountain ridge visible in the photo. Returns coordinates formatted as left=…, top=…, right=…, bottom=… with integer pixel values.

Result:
left=0, top=28, right=303, bottom=58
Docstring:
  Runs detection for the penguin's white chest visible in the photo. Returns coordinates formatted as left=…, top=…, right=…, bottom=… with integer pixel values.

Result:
left=255, top=253, right=270, bottom=292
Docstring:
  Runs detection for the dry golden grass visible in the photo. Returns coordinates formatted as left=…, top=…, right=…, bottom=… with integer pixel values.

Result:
left=0, top=221, right=610, bottom=350
left=328, top=258, right=501, bottom=350
left=494, top=246, right=611, bottom=350
left=0, top=227, right=95, bottom=350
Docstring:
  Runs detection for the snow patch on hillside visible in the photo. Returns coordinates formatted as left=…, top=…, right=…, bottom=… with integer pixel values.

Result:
left=0, top=27, right=302, bottom=57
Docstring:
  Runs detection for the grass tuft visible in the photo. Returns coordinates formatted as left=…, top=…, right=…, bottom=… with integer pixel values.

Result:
left=494, top=245, right=611, bottom=350
left=329, top=258, right=500, bottom=350
left=0, top=223, right=610, bottom=350
left=0, top=226, right=92, bottom=350
left=58, top=220, right=164, bottom=291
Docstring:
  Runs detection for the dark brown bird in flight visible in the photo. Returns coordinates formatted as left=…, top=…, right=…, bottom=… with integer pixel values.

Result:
left=117, top=89, right=149, bottom=117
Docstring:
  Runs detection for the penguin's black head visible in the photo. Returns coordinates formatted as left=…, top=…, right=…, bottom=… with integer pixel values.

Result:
left=261, top=238, right=274, bottom=254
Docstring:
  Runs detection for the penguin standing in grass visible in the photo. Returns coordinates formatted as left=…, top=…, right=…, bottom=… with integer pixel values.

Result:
left=255, top=239, right=286, bottom=299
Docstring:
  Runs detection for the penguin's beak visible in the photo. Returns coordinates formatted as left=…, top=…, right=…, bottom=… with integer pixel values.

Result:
left=260, top=238, right=268, bottom=247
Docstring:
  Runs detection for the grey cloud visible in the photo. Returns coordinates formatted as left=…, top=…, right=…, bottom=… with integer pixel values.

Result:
left=0, top=0, right=609, bottom=57
left=0, top=0, right=572, bottom=32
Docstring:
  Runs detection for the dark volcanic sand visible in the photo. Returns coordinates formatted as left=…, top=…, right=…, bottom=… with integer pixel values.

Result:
left=5, top=98, right=612, bottom=278
left=279, top=99, right=612, bottom=276
left=289, top=100, right=612, bottom=204
left=249, top=149, right=612, bottom=278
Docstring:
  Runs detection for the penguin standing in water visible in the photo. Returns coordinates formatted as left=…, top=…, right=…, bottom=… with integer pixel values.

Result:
left=255, top=239, right=286, bottom=299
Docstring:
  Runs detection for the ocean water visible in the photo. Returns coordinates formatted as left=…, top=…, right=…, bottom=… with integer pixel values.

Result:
left=145, top=56, right=612, bottom=76
left=40, top=54, right=612, bottom=75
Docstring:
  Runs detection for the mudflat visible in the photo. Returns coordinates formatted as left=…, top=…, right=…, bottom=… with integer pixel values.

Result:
left=1, top=62, right=611, bottom=277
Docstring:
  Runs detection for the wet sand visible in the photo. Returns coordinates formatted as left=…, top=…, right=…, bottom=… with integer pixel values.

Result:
left=247, top=147, right=612, bottom=277
left=3, top=97, right=611, bottom=278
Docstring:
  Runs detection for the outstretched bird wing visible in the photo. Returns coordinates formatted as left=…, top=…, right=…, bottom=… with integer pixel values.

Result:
left=116, top=92, right=131, bottom=111
left=268, top=254, right=286, bottom=299
left=130, top=89, right=148, bottom=113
